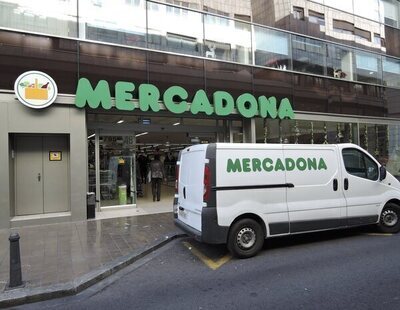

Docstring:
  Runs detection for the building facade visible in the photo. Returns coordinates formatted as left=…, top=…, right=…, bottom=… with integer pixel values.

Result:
left=0, top=0, right=399, bottom=229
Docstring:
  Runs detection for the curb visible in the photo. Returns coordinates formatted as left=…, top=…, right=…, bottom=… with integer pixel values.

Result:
left=0, top=232, right=186, bottom=308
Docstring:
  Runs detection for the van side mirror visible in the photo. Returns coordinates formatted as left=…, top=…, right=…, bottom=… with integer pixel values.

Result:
left=379, top=166, right=387, bottom=181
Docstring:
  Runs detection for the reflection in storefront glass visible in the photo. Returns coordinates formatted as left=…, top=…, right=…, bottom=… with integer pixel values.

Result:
left=0, top=0, right=78, bottom=37
left=204, top=14, right=252, bottom=64
left=292, top=36, right=326, bottom=76
left=147, top=1, right=203, bottom=56
left=326, top=45, right=353, bottom=81
left=79, top=0, right=146, bottom=47
left=99, top=136, right=136, bottom=207
left=254, top=26, right=291, bottom=70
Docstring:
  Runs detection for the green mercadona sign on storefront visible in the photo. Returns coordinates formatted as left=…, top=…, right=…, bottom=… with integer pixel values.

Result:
left=74, top=78, right=295, bottom=119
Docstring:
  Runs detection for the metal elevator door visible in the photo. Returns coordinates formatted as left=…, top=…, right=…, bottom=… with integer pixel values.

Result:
left=15, top=135, right=69, bottom=216
left=15, top=136, right=43, bottom=215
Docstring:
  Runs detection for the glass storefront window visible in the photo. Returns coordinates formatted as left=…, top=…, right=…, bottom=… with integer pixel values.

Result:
left=387, top=125, right=400, bottom=179
left=253, top=25, right=291, bottom=70
left=147, top=2, right=203, bottom=56
left=88, top=132, right=96, bottom=196
left=292, top=35, right=326, bottom=75
left=354, top=50, right=381, bottom=84
left=327, top=45, right=353, bottom=81
left=0, top=0, right=77, bottom=37
left=99, top=136, right=136, bottom=207
left=79, top=0, right=146, bottom=47
left=259, top=118, right=358, bottom=145
left=358, top=123, right=400, bottom=179
left=359, top=123, right=388, bottom=161
left=383, top=56, right=400, bottom=87
left=204, top=14, right=252, bottom=64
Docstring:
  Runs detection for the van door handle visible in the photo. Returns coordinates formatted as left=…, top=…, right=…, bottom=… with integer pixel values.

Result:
left=344, top=178, right=349, bottom=190
left=183, top=187, right=186, bottom=199
left=37, top=173, right=41, bottom=182
left=333, top=178, right=338, bottom=191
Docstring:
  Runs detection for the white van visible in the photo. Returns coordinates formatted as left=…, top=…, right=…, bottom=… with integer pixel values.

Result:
left=173, top=143, right=400, bottom=258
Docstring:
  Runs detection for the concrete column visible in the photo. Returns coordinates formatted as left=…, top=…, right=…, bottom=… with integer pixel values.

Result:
left=70, top=107, right=88, bottom=221
left=0, top=96, right=10, bottom=229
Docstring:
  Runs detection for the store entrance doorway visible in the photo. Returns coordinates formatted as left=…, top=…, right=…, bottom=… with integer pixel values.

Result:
left=87, top=113, right=241, bottom=216
left=89, top=133, right=190, bottom=214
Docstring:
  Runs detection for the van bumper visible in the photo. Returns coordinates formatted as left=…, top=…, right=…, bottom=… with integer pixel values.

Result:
left=174, top=219, right=202, bottom=241
left=174, top=207, right=228, bottom=244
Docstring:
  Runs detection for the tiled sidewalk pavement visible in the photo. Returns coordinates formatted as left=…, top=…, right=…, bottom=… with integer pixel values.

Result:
left=0, top=213, right=183, bottom=306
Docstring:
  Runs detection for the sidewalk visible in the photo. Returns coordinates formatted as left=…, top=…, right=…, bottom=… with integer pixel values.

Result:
left=0, top=212, right=184, bottom=308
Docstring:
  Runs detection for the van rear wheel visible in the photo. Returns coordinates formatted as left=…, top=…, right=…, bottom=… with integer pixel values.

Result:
left=378, top=203, right=400, bottom=233
left=227, top=219, right=264, bottom=259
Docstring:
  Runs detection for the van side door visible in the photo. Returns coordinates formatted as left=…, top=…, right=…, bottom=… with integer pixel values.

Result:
left=340, top=147, right=384, bottom=226
left=284, top=145, right=347, bottom=233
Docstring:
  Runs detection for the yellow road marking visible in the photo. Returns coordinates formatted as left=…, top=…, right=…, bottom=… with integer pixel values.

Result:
left=183, top=241, right=232, bottom=270
left=366, top=233, right=393, bottom=236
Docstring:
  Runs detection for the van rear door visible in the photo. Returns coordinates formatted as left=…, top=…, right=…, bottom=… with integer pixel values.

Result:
left=177, top=144, right=208, bottom=232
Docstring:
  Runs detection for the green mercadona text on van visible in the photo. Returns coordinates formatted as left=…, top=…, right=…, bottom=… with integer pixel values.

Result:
left=226, top=157, right=328, bottom=173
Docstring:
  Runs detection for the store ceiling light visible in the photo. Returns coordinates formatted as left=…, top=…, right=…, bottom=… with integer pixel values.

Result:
left=87, top=133, right=95, bottom=139
left=135, top=132, right=148, bottom=137
left=117, top=119, right=124, bottom=124
left=173, top=122, right=180, bottom=126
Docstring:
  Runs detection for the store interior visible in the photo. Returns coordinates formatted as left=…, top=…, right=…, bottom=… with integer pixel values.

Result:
left=87, top=112, right=237, bottom=218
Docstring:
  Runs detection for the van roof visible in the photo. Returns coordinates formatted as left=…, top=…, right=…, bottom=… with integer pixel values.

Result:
left=213, top=143, right=358, bottom=149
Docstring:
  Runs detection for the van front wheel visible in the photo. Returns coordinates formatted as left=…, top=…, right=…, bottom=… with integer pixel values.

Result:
left=378, top=203, right=400, bottom=233
left=227, top=219, right=264, bottom=258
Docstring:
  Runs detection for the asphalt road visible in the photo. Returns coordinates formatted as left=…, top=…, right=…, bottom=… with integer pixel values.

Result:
left=16, top=227, right=400, bottom=310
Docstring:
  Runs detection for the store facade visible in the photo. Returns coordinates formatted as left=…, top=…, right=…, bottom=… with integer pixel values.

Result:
left=0, top=0, right=400, bottom=229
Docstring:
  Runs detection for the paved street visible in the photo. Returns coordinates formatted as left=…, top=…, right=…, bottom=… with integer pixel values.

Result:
left=14, top=226, right=400, bottom=310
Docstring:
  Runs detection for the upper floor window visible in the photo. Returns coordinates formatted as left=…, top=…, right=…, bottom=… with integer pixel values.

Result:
left=293, top=6, right=304, bottom=20
left=381, top=0, right=400, bottom=27
left=373, top=33, right=382, bottom=46
left=333, top=19, right=354, bottom=35
left=342, top=148, right=379, bottom=181
left=309, top=10, right=325, bottom=26
left=355, top=27, right=371, bottom=42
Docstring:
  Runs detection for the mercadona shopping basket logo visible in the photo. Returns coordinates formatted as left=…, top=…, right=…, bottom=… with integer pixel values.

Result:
left=14, top=71, right=58, bottom=109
